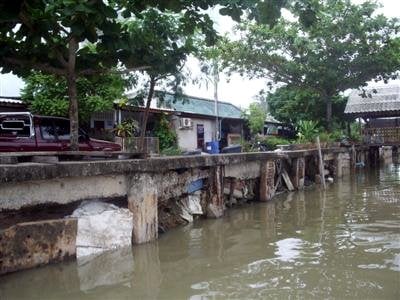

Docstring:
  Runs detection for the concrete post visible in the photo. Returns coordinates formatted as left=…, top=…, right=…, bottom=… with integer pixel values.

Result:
left=206, top=166, right=224, bottom=218
left=127, top=174, right=158, bottom=244
left=259, top=160, right=275, bottom=202
left=291, top=157, right=305, bottom=189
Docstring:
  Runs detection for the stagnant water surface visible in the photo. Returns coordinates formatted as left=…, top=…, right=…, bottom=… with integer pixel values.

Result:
left=1, top=164, right=399, bottom=299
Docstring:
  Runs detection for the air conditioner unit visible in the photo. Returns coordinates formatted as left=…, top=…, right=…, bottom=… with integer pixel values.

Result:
left=179, top=117, right=192, bottom=128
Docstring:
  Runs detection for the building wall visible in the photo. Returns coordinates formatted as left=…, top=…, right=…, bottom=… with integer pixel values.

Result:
left=172, top=116, right=215, bottom=151
left=90, top=111, right=115, bottom=130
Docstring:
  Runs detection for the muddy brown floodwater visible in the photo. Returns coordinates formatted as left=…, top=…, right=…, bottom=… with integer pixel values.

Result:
left=1, top=164, right=399, bottom=299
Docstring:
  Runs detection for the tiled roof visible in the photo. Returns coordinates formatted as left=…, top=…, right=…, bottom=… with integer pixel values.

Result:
left=344, top=85, right=400, bottom=116
left=160, top=92, right=242, bottom=119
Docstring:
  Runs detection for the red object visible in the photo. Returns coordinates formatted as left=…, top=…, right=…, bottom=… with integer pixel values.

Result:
left=0, top=113, right=121, bottom=152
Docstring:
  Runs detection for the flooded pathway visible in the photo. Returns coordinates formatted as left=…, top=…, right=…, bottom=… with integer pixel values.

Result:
left=1, top=164, right=399, bottom=299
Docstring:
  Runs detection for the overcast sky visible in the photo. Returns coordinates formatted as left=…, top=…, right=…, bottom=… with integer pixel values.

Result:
left=1, top=0, right=399, bottom=108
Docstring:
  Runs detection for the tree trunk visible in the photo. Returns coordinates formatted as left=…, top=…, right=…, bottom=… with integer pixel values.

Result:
left=325, top=94, right=333, bottom=132
left=67, top=38, right=79, bottom=151
left=139, top=77, right=156, bottom=153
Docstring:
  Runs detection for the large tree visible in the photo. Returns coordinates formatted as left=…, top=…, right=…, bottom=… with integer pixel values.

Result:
left=266, top=86, right=347, bottom=127
left=123, top=9, right=196, bottom=151
left=222, top=0, right=400, bottom=130
left=21, top=71, right=128, bottom=122
left=0, top=0, right=292, bottom=150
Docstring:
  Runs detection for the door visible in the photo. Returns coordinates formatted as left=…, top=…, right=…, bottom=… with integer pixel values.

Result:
left=53, top=119, right=91, bottom=151
left=36, top=118, right=63, bottom=151
left=197, top=124, right=204, bottom=149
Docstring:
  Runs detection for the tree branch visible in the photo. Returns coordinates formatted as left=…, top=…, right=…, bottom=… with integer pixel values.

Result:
left=78, top=66, right=150, bottom=76
left=3, top=57, right=66, bottom=76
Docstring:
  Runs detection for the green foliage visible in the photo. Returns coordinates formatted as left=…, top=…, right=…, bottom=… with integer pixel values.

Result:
left=154, top=114, right=178, bottom=151
left=243, top=102, right=267, bottom=135
left=267, top=86, right=347, bottom=128
left=0, top=0, right=330, bottom=149
left=258, top=135, right=291, bottom=150
left=240, top=139, right=255, bottom=153
left=160, top=146, right=182, bottom=156
left=223, top=0, right=400, bottom=126
left=21, top=72, right=126, bottom=121
left=349, top=122, right=362, bottom=142
left=0, top=0, right=289, bottom=149
left=296, top=120, right=319, bottom=143
left=114, top=119, right=139, bottom=138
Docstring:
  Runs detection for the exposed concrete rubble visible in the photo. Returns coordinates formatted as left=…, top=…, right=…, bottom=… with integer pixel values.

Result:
left=177, top=192, right=203, bottom=223
left=71, top=201, right=133, bottom=259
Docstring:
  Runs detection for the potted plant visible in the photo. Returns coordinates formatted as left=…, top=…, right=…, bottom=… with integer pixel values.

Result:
left=113, top=119, right=139, bottom=150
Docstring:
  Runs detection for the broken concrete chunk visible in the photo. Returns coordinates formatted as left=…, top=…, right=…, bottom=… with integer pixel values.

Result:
left=177, top=192, right=204, bottom=223
left=71, top=201, right=133, bottom=259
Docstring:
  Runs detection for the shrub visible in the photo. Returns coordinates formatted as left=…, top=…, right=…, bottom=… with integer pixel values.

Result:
left=160, top=146, right=182, bottom=156
left=259, top=136, right=291, bottom=150
left=113, top=119, right=139, bottom=138
left=154, top=114, right=178, bottom=151
left=296, top=120, right=319, bottom=143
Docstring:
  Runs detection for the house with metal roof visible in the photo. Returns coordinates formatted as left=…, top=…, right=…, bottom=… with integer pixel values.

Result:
left=344, top=85, right=400, bottom=145
left=89, top=91, right=244, bottom=152
left=157, top=92, right=243, bottom=151
left=0, top=97, right=27, bottom=112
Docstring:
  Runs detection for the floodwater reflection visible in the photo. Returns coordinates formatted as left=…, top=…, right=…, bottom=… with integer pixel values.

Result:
left=0, top=164, right=399, bottom=299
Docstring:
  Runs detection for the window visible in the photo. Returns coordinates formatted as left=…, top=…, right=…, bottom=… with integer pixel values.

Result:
left=54, top=119, right=70, bottom=140
left=0, top=116, right=31, bottom=138
left=40, top=119, right=56, bottom=140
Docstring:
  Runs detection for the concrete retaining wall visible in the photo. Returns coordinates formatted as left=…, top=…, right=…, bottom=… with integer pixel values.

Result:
left=0, top=146, right=377, bottom=275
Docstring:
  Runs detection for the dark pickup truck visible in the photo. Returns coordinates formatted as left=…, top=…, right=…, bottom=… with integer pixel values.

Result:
left=0, top=112, right=121, bottom=152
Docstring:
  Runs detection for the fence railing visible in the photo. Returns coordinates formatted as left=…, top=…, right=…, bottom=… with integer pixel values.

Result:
left=121, top=137, right=160, bottom=155
left=363, top=127, right=400, bottom=144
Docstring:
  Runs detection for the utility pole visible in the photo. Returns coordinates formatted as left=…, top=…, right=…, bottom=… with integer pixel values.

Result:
left=213, top=59, right=219, bottom=141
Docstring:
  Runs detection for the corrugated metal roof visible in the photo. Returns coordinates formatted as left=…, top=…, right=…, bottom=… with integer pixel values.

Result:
left=344, top=85, right=400, bottom=116
left=160, top=92, right=242, bottom=119
left=0, top=97, right=23, bottom=104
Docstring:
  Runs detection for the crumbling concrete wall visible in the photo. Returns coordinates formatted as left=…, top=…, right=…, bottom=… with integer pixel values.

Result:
left=0, top=149, right=352, bottom=275
left=0, top=219, right=77, bottom=275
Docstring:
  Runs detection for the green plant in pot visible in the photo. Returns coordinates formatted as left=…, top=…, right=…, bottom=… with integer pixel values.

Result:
left=113, top=119, right=139, bottom=150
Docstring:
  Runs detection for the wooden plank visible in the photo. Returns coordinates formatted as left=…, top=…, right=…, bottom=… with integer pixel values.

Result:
left=281, top=168, right=295, bottom=191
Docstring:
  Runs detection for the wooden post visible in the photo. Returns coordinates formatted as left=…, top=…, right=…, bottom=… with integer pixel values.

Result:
left=351, top=144, right=356, bottom=170
left=259, top=160, right=276, bottom=201
left=336, top=153, right=343, bottom=178
left=393, top=146, right=398, bottom=164
left=316, top=136, right=326, bottom=189
left=127, top=174, right=158, bottom=244
left=206, top=166, right=224, bottom=218
left=291, top=157, right=305, bottom=190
